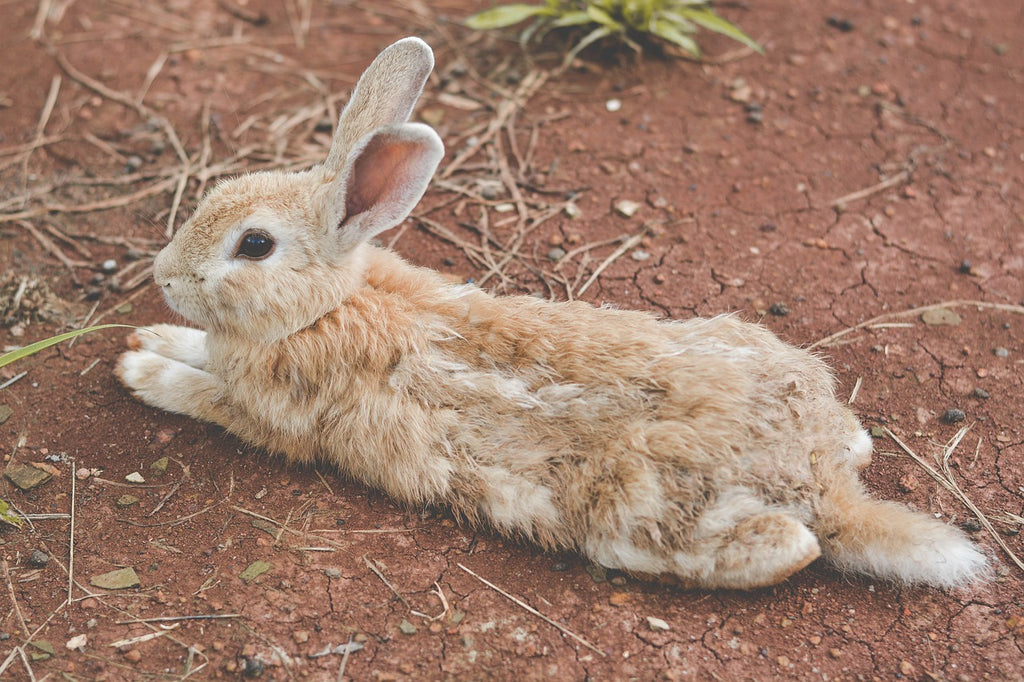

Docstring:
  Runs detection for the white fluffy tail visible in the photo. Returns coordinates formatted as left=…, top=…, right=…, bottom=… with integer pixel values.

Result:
left=818, top=488, right=987, bottom=588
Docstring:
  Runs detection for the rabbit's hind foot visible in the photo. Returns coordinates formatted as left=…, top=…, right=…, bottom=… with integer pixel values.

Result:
left=700, top=512, right=821, bottom=589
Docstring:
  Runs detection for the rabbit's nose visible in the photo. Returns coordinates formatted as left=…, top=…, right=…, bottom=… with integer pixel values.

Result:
left=152, top=249, right=173, bottom=286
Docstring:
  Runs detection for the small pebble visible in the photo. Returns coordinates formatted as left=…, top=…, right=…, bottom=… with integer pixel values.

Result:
left=961, top=518, right=982, bottom=533
left=958, top=259, right=973, bottom=274
left=993, top=347, right=1009, bottom=358
left=630, top=250, right=651, bottom=262
left=550, top=562, right=569, bottom=572
left=972, top=387, right=990, bottom=400
left=605, top=98, right=622, bottom=112
left=325, top=568, right=342, bottom=579
left=646, top=616, right=671, bottom=632
left=125, top=472, right=145, bottom=484
left=122, top=649, right=142, bottom=663
left=769, top=302, right=790, bottom=316
left=826, top=16, right=855, bottom=32
left=614, top=199, right=642, bottom=218
left=608, top=592, right=631, bottom=606
left=101, top=259, right=118, bottom=273
left=941, top=408, right=966, bottom=424
left=547, top=247, right=566, bottom=262
left=29, top=550, right=50, bottom=568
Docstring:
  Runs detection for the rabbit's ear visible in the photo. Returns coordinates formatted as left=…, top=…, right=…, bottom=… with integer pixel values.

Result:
left=324, top=37, right=434, bottom=173
left=322, top=122, right=444, bottom=248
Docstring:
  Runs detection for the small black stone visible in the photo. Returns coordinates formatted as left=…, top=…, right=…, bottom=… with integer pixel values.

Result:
left=769, top=302, right=790, bottom=317
left=28, top=550, right=50, bottom=568
left=972, top=387, right=990, bottom=400
left=958, top=259, right=972, bottom=274
left=242, top=656, right=264, bottom=677
left=550, top=562, right=570, bottom=572
left=826, top=16, right=855, bottom=32
left=335, top=518, right=347, bottom=526
left=941, top=408, right=966, bottom=424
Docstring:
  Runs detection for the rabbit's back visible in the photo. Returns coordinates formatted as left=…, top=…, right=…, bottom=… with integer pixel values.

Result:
left=216, top=248, right=861, bottom=559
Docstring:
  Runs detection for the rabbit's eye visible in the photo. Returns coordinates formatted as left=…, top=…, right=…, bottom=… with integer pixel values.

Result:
left=235, top=231, right=275, bottom=260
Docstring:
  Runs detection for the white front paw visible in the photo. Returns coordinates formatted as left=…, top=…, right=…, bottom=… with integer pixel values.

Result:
left=116, top=348, right=219, bottom=417
left=127, top=324, right=207, bottom=368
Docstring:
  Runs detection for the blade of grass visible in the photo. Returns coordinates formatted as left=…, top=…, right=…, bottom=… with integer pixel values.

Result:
left=679, top=7, right=763, bottom=53
left=0, top=324, right=136, bottom=369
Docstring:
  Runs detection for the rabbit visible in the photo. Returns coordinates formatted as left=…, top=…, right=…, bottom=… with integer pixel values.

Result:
left=117, top=37, right=987, bottom=590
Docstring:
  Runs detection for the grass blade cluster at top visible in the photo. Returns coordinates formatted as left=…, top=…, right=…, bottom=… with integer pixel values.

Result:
left=0, top=324, right=135, bottom=369
left=464, top=3, right=559, bottom=29
left=466, top=0, right=761, bottom=60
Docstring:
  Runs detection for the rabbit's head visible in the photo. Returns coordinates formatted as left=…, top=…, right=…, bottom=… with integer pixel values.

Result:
left=153, top=38, right=444, bottom=341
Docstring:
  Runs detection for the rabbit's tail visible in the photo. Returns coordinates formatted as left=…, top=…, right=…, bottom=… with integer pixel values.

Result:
left=815, top=471, right=987, bottom=588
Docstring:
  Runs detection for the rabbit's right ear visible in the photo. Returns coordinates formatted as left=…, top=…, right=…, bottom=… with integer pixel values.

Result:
left=324, top=37, right=435, bottom=173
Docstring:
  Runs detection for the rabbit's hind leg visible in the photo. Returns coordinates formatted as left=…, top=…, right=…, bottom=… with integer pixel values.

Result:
left=697, top=511, right=821, bottom=589
left=678, top=488, right=820, bottom=589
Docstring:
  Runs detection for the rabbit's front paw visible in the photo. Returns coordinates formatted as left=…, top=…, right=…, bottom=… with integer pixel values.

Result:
left=127, top=324, right=207, bottom=369
left=116, top=348, right=227, bottom=424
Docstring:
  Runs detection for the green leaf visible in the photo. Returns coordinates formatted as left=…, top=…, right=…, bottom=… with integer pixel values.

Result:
left=585, top=4, right=624, bottom=30
left=465, top=4, right=553, bottom=30
left=564, top=24, right=617, bottom=65
left=622, top=0, right=654, bottom=30
left=650, top=18, right=700, bottom=56
left=0, top=324, right=135, bottom=369
left=680, top=7, right=763, bottom=53
left=0, top=498, right=22, bottom=529
left=550, top=10, right=594, bottom=28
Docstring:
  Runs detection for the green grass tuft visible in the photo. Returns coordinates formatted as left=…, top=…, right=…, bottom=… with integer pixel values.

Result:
left=466, top=0, right=761, bottom=62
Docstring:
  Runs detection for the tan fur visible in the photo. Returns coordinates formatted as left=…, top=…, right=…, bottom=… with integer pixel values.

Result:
left=117, top=38, right=987, bottom=590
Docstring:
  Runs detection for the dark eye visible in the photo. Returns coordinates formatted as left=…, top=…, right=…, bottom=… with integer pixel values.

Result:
left=235, top=231, right=275, bottom=260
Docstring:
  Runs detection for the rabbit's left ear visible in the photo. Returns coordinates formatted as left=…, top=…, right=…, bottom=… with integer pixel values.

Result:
left=321, top=122, right=444, bottom=249
left=324, top=37, right=435, bottom=173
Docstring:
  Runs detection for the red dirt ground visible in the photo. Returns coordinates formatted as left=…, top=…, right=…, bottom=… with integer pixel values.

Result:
left=1, top=0, right=1022, bottom=680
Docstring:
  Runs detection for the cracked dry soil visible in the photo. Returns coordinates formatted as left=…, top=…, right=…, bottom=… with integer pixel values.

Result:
left=1, top=0, right=1023, bottom=680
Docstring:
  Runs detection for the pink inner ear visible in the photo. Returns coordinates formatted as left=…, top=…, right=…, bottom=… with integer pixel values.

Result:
left=345, top=136, right=416, bottom=219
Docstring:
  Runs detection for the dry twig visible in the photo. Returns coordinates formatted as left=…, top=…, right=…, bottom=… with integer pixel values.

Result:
left=811, top=300, right=1024, bottom=350
left=457, top=563, right=604, bottom=656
